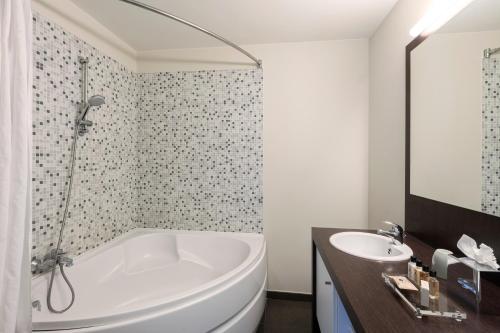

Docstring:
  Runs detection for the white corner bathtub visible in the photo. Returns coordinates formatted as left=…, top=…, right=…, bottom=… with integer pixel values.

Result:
left=32, top=229, right=267, bottom=333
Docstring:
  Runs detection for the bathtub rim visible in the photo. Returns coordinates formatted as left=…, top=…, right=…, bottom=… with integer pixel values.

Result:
left=33, top=228, right=263, bottom=275
left=32, top=228, right=266, bottom=331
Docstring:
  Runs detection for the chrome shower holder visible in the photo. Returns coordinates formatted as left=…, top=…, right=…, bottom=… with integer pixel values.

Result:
left=77, top=118, right=93, bottom=136
left=77, top=57, right=105, bottom=136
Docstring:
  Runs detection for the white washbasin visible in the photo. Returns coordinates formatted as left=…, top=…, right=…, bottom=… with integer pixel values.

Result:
left=329, top=232, right=413, bottom=262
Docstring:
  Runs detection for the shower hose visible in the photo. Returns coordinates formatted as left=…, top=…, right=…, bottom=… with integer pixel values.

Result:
left=46, top=123, right=79, bottom=313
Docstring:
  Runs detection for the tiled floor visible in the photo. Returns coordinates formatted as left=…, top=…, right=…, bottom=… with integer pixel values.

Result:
left=257, top=299, right=312, bottom=333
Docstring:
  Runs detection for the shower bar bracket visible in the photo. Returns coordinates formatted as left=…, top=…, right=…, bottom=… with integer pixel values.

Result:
left=116, top=0, right=262, bottom=68
left=484, top=47, right=500, bottom=58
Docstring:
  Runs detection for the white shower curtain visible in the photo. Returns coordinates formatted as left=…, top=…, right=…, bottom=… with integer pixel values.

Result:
left=0, top=0, right=32, bottom=332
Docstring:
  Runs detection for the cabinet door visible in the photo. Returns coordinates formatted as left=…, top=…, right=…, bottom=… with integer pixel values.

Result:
left=316, top=250, right=334, bottom=333
left=335, top=288, right=356, bottom=333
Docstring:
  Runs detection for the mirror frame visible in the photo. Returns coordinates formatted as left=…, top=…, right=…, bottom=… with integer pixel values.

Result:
left=405, top=35, right=500, bottom=257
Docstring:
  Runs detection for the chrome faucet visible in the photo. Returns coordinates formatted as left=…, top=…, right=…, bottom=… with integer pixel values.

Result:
left=32, top=300, right=41, bottom=312
left=31, top=249, right=73, bottom=274
left=377, top=221, right=405, bottom=245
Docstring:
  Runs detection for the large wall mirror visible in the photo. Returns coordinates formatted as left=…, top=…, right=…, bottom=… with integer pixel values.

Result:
left=410, top=0, right=500, bottom=218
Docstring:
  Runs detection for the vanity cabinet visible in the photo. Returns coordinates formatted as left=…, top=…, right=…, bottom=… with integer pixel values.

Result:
left=313, top=228, right=500, bottom=332
left=315, top=249, right=355, bottom=333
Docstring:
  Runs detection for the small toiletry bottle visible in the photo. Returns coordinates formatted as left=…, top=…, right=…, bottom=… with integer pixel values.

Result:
left=420, top=280, right=430, bottom=307
left=420, top=265, right=430, bottom=283
left=408, top=256, right=417, bottom=281
left=429, top=297, right=439, bottom=312
left=415, top=259, right=423, bottom=286
left=429, top=270, right=440, bottom=299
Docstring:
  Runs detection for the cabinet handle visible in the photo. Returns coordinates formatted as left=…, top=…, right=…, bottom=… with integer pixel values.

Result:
left=324, top=281, right=332, bottom=285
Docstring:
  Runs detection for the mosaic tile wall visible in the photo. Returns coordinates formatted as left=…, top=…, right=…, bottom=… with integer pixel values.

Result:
left=32, top=13, right=263, bottom=260
left=32, top=13, right=140, bottom=260
left=482, top=58, right=500, bottom=217
left=136, top=71, right=263, bottom=232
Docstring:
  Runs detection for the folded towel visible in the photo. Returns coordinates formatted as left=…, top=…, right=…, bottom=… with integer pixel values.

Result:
left=457, top=234, right=499, bottom=270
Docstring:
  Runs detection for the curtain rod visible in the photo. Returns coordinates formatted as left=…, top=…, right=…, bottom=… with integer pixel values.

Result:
left=116, top=0, right=262, bottom=68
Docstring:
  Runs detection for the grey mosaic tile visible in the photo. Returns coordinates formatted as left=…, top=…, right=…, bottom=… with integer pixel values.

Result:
left=32, top=12, right=263, bottom=261
left=482, top=58, right=500, bottom=217
left=32, top=13, right=140, bottom=260
left=136, top=71, right=263, bottom=233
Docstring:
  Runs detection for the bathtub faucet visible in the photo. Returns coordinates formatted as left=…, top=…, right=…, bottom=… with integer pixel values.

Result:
left=31, top=249, right=73, bottom=274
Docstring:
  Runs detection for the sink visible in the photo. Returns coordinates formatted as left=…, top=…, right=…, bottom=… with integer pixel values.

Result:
left=329, top=232, right=413, bottom=262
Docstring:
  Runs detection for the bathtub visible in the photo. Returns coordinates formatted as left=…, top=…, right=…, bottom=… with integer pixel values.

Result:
left=32, top=229, right=267, bottom=333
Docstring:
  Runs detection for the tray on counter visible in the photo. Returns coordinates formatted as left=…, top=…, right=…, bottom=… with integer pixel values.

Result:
left=381, top=273, right=467, bottom=321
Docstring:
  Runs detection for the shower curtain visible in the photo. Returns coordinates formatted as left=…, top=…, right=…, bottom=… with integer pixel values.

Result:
left=0, top=0, right=32, bottom=332
left=482, top=56, right=500, bottom=217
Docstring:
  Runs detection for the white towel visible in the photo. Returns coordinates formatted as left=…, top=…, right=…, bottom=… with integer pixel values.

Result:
left=457, top=234, right=499, bottom=270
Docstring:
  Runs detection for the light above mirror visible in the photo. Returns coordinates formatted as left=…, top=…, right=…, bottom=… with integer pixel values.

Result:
left=410, top=0, right=477, bottom=37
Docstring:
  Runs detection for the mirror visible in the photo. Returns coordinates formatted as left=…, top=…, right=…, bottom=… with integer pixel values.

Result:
left=410, top=0, right=500, bottom=217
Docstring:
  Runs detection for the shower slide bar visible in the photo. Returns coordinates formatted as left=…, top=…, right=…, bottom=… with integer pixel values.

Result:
left=484, top=47, right=500, bottom=58
left=116, top=0, right=262, bottom=68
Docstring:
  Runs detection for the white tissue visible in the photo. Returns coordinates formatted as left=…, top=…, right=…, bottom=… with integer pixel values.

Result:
left=457, top=234, right=500, bottom=270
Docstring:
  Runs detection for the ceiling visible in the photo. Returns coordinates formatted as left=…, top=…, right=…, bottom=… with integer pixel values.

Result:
left=440, top=0, right=500, bottom=34
left=70, top=0, right=398, bottom=51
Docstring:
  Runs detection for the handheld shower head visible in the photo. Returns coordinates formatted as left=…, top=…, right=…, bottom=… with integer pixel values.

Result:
left=79, top=95, right=105, bottom=121
left=88, top=95, right=105, bottom=107
left=78, top=95, right=106, bottom=135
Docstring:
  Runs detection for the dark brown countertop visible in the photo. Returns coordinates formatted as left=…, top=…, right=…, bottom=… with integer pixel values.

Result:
left=312, top=228, right=500, bottom=333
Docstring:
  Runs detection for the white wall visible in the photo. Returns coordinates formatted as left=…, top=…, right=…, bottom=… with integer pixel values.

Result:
left=262, top=41, right=369, bottom=293
left=138, top=40, right=370, bottom=293
left=411, top=31, right=500, bottom=212
left=368, top=0, right=434, bottom=229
